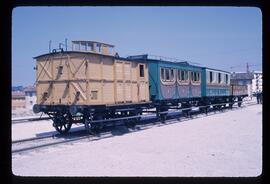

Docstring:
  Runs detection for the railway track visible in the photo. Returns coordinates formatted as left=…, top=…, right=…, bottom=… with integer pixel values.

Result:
left=12, top=101, right=259, bottom=154
left=12, top=116, right=51, bottom=124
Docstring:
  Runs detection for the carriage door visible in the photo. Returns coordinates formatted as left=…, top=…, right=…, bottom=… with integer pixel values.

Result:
left=138, top=63, right=146, bottom=101
left=36, top=56, right=54, bottom=105
left=188, top=71, right=192, bottom=98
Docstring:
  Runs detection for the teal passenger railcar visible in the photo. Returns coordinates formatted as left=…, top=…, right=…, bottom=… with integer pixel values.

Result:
left=128, top=54, right=202, bottom=102
left=201, top=67, right=231, bottom=97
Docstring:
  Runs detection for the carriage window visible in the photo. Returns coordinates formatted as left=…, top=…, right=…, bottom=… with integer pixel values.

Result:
left=161, top=68, right=165, bottom=81
left=86, top=42, right=93, bottom=51
left=190, top=72, right=194, bottom=81
left=184, top=71, right=188, bottom=81
left=218, top=73, right=221, bottom=83
left=170, top=69, right=174, bottom=81
left=178, top=70, right=189, bottom=82
left=108, top=46, right=114, bottom=55
left=210, top=71, right=213, bottom=83
left=139, top=65, right=144, bottom=77
left=181, top=71, right=184, bottom=81
left=74, top=43, right=80, bottom=50
left=165, top=69, right=170, bottom=80
left=96, top=43, right=102, bottom=53
left=162, top=67, right=175, bottom=82
left=193, top=72, right=200, bottom=82
left=192, top=72, right=199, bottom=82
left=81, top=42, right=87, bottom=51
left=225, top=74, right=228, bottom=84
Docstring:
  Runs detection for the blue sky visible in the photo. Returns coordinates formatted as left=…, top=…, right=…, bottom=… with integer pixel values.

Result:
left=12, top=6, right=262, bottom=86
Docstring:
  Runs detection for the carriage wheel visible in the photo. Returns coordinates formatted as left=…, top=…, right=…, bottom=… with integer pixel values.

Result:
left=85, top=121, right=94, bottom=135
left=238, top=102, right=242, bottom=107
left=84, top=116, right=96, bottom=135
left=54, top=114, right=72, bottom=134
left=160, top=113, right=167, bottom=123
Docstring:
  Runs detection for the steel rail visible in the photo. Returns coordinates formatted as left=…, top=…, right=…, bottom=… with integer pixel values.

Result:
left=12, top=134, right=58, bottom=144
left=12, top=117, right=51, bottom=124
left=12, top=135, right=90, bottom=153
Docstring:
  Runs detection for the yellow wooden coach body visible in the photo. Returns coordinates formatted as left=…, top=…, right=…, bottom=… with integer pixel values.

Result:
left=34, top=41, right=150, bottom=106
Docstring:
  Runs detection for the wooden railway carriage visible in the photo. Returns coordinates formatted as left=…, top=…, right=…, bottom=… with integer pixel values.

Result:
left=33, top=41, right=151, bottom=133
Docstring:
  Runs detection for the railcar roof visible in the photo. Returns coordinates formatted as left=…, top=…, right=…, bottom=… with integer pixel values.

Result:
left=201, top=67, right=230, bottom=74
left=33, top=51, right=148, bottom=63
left=33, top=51, right=112, bottom=59
left=127, top=54, right=202, bottom=69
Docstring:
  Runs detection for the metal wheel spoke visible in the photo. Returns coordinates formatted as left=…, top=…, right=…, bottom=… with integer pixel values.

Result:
left=53, top=113, right=72, bottom=134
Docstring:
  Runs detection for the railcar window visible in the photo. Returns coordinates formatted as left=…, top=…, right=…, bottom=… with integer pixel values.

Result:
left=86, top=43, right=93, bottom=51
left=178, top=70, right=186, bottom=81
left=225, top=74, right=228, bottom=84
left=81, top=42, right=87, bottom=51
left=161, top=68, right=165, bottom=81
left=74, top=43, right=80, bottom=50
left=170, top=69, right=174, bottom=81
left=162, top=68, right=175, bottom=82
left=165, top=69, right=170, bottom=81
left=184, top=71, right=188, bottom=81
left=181, top=70, right=185, bottom=81
left=96, top=43, right=102, bottom=53
left=108, top=46, right=114, bottom=54
left=218, top=73, right=221, bottom=83
left=192, top=72, right=200, bottom=82
left=194, top=72, right=200, bottom=82
left=210, top=71, right=213, bottom=83
left=180, top=70, right=184, bottom=81
left=139, top=65, right=144, bottom=77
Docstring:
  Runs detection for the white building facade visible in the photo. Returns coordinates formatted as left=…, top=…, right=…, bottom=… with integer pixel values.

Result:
left=251, top=71, right=262, bottom=94
left=24, top=86, right=37, bottom=110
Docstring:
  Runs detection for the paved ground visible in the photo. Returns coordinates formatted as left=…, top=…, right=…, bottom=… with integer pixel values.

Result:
left=12, top=104, right=262, bottom=177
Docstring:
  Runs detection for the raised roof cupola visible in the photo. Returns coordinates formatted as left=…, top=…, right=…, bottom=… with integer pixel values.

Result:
left=71, top=40, right=115, bottom=56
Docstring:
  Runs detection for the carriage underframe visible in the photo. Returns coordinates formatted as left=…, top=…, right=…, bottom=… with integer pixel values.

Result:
left=33, top=95, right=247, bottom=134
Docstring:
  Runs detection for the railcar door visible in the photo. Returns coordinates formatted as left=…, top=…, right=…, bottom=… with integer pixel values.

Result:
left=138, top=63, right=147, bottom=102
left=115, top=60, right=133, bottom=103
left=36, top=55, right=54, bottom=105
left=115, top=61, right=124, bottom=103
left=68, top=55, right=88, bottom=105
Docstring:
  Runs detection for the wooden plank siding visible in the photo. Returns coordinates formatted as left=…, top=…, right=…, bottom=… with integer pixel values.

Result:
left=35, top=52, right=149, bottom=106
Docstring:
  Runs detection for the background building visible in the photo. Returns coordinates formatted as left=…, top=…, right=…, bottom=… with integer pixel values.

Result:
left=12, top=91, right=26, bottom=110
left=230, top=71, right=262, bottom=97
left=251, top=71, right=262, bottom=94
left=231, top=72, right=254, bottom=97
left=24, top=86, right=37, bottom=110
left=12, top=85, right=36, bottom=110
